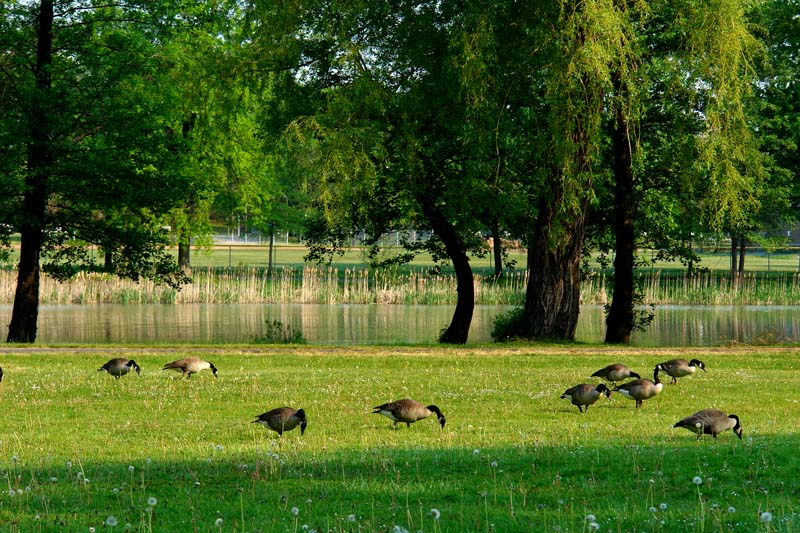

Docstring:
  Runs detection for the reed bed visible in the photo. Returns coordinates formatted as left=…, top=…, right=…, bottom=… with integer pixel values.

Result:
left=2, top=267, right=800, bottom=306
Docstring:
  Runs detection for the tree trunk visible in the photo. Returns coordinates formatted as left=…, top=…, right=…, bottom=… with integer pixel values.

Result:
left=267, top=221, right=275, bottom=277
left=7, top=0, right=53, bottom=343
left=419, top=197, right=474, bottom=344
left=738, top=234, right=746, bottom=275
left=490, top=220, right=503, bottom=278
left=178, top=236, right=191, bottom=270
left=104, top=250, right=113, bottom=271
left=520, top=196, right=587, bottom=340
left=604, top=101, right=636, bottom=344
left=730, top=235, right=739, bottom=291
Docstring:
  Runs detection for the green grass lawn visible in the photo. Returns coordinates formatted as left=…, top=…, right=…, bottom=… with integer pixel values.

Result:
left=0, top=344, right=795, bottom=532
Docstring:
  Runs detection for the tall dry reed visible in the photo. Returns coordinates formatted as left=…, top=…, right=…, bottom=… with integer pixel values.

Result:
left=1, top=267, right=798, bottom=306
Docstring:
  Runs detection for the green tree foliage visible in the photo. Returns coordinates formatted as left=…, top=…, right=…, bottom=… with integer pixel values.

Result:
left=0, top=1, right=196, bottom=342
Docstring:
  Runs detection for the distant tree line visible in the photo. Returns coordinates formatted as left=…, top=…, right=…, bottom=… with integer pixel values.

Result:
left=1, top=0, right=797, bottom=344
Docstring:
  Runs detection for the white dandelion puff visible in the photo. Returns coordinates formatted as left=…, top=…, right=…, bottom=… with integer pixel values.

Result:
left=347, top=514, right=356, bottom=523
left=215, top=518, right=223, bottom=527
left=490, top=461, right=498, bottom=468
left=585, top=514, right=596, bottom=522
left=430, top=508, right=441, bottom=520
left=128, top=465, right=135, bottom=472
left=649, top=506, right=657, bottom=513
left=727, top=506, right=736, bottom=514
left=147, top=496, right=158, bottom=506
left=106, top=516, right=118, bottom=527
left=692, top=476, right=703, bottom=485
left=291, top=506, right=300, bottom=516
left=760, top=511, right=773, bottom=523
left=588, top=522, right=600, bottom=531
left=660, top=503, right=667, bottom=510
left=473, top=449, right=480, bottom=455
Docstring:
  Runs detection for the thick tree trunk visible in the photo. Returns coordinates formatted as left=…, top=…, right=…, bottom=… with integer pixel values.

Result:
left=604, top=104, right=635, bottom=344
left=178, top=237, right=191, bottom=270
left=520, top=197, right=587, bottom=340
left=419, top=197, right=474, bottom=344
left=738, top=234, right=746, bottom=274
left=104, top=250, right=113, bottom=271
left=7, top=0, right=53, bottom=344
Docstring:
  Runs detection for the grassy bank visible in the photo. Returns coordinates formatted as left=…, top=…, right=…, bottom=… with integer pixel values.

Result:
left=0, top=345, right=795, bottom=531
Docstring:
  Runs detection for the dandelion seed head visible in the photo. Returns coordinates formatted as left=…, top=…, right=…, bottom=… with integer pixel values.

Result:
left=692, top=476, right=703, bottom=485
left=147, top=496, right=158, bottom=506
left=728, top=506, right=736, bottom=513
left=760, top=511, right=773, bottom=523
left=291, top=506, right=300, bottom=516
left=430, top=508, right=441, bottom=520
left=66, top=460, right=72, bottom=468
left=588, top=522, right=600, bottom=531
left=473, top=449, right=480, bottom=455
left=11, top=455, right=18, bottom=462
left=347, top=514, right=356, bottom=523
left=660, top=503, right=667, bottom=510
left=215, top=518, right=223, bottom=527
left=89, top=527, right=96, bottom=533
left=128, top=465, right=135, bottom=472
left=490, top=461, right=498, bottom=468
left=106, top=516, right=118, bottom=527
left=585, top=514, right=596, bottom=522
left=649, top=506, right=657, bottom=513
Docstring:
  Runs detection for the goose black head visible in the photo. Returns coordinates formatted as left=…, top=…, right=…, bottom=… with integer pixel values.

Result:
left=730, top=414, right=742, bottom=439
left=596, top=384, right=611, bottom=398
left=209, top=363, right=218, bottom=377
left=296, top=409, right=308, bottom=435
left=629, top=371, right=641, bottom=380
left=690, top=359, right=707, bottom=372
left=128, top=360, right=142, bottom=375
left=427, top=405, right=446, bottom=428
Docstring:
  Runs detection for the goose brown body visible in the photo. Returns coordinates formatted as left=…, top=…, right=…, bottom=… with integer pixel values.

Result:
left=613, top=368, right=663, bottom=408
left=591, top=364, right=640, bottom=384
left=656, top=358, right=706, bottom=384
left=560, top=383, right=611, bottom=413
left=162, top=357, right=218, bottom=378
left=253, top=407, right=307, bottom=436
left=98, top=358, right=141, bottom=378
left=372, top=399, right=446, bottom=429
left=674, top=409, right=742, bottom=440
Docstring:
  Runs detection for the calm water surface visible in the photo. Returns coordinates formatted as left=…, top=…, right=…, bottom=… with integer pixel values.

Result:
left=2, top=303, right=800, bottom=346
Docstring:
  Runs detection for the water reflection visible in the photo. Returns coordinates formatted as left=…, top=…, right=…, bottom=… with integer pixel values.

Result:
left=1, top=304, right=799, bottom=346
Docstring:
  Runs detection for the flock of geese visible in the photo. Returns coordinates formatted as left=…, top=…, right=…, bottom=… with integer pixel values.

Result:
left=0, top=355, right=741, bottom=440
left=96, top=356, right=445, bottom=436
left=561, top=358, right=744, bottom=440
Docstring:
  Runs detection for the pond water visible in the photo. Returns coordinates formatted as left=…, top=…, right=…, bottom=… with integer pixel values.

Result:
left=2, top=303, right=799, bottom=346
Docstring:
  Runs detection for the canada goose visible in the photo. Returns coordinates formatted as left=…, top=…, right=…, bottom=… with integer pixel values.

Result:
left=372, top=399, right=446, bottom=429
left=253, top=407, right=307, bottom=436
left=656, top=358, right=706, bottom=384
left=613, top=367, right=663, bottom=408
left=674, top=409, right=742, bottom=440
left=560, top=383, right=611, bottom=413
left=591, top=363, right=641, bottom=385
left=162, top=357, right=218, bottom=378
left=0, top=365, right=3, bottom=382
left=98, top=358, right=141, bottom=379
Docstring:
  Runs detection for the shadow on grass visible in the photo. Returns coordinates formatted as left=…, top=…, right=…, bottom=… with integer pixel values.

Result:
left=0, top=433, right=796, bottom=533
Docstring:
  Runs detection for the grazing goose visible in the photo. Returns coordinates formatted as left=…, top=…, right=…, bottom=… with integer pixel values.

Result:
left=372, top=399, right=446, bottom=429
left=674, top=409, right=742, bottom=440
left=613, top=367, right=663, bottom=408
left=98, top=358, right=141, bottom=379
left=253, top=407, right=307, bottom=436
left=162, top=357, right=218, bottom=378
left=560, top=383, right=611, bottom=413
left=591, top=364, right=640, bottom=385
left=656, top=358, right=706, bottom=384
left=0, top=365, right=3, bottom=383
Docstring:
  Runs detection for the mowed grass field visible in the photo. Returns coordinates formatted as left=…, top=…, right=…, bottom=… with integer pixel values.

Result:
left=0, top=345, right=796, bottom=532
